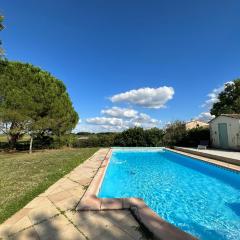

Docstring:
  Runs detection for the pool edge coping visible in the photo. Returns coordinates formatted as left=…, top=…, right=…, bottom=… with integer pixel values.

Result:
left=76, top=147, right=197, bottom=240
left=171, top=147, right=240, bottom=173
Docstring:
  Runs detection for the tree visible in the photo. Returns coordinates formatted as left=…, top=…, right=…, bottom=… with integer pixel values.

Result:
left=163, top=121, right=186, bottom=147
left=114, top=127, right=147, bottom=147
left=145, top=127, right=164, bottom=146
left=183, top=127, right=210, bottom=147
left=211, top=80, right=240, bottom=116
left=0, top=60, right=79, bottom=152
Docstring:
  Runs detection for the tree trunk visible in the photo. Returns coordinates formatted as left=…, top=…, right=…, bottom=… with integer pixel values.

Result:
left=29, top=135, right=33, bottom=154
left=9, top=133, right=20, bottom=150
left=9, top=122, right=21, bottom=149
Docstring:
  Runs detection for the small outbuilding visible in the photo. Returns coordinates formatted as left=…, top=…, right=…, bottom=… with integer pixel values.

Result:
left=209, top=114, right=240, bottom=150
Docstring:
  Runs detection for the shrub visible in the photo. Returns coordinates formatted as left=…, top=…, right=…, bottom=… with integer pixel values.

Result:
left=114, top=127, right=147, bottom=147
left=145, top=128, right=164, bottom=146
left=74, top=128, right=165, bottom=148
left=183, top=127, right=210, bottom=147
left=163, top=121, right=187, bottom=147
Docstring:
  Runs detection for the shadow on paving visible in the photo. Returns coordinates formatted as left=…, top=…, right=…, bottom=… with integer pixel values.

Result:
left=65, top=209, right=153, bottom=240
left=4, top=210, right=152, bottom=240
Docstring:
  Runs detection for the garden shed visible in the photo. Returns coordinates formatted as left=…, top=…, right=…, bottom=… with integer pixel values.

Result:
left=209, top=114, right=240, bottom=150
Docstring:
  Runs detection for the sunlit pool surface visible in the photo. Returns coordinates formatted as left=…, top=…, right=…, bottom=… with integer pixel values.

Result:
left=98, top=149, right=240, bottom=240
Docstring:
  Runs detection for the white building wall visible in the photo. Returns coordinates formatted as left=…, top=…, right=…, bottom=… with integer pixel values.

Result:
left=210, top=116, right=240, bottom=150
left=186, top=120, right=209, bottom=130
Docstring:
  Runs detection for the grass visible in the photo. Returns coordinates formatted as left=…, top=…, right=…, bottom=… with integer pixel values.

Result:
left=0, top=134, right=8, bottom=142
left=0, top=147, right=99, bottom=223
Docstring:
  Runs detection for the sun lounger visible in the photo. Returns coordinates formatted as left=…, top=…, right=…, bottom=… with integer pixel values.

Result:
left=197, top=140, right=209, bottom=150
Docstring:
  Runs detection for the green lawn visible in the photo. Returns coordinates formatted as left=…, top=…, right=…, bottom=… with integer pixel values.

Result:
left=0, top=147, right=99, bottom=223
left=0, top=134, right=8, bottom=142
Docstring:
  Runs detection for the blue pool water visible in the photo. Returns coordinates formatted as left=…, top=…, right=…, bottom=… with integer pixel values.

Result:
left=98, top=149, right=240, bottom=240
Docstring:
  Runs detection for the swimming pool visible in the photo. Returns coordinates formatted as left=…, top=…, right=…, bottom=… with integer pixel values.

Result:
left=98, top=148, right=240, bottom=240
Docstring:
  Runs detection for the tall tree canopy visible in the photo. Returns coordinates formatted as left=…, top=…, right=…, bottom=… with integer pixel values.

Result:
left=0, top=60, right=79, bottom=151
left=210, top=80, right=240, bottom=116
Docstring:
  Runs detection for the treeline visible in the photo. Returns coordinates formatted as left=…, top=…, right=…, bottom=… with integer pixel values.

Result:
left=0, top=120, right=210, bottom=151
left=73, top=121, right=209, bottom=148
left=0, top=121, right=210, bottom=150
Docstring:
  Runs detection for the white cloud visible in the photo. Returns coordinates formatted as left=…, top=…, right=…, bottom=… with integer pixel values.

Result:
left=101, top=107, right=138, bottom=118
left=100, top=125, right=126, bottom=132
left=195, top=112, right=215, bottom=122
left=134, top=113, right=158, bottom=123
left=72, top=119, right=82, bottom=133
left=73, top=122, right=97, bottom=133
left=73, top=124, right=94, bottom=133
left=77, top=86, right=171, bottom=132
left=129, top=120, right=159, bottom=129
left=201, top=86, right=223, bottom=109
left=127, top=113, right=160, bottom=129
left=201, top=81, right=233, bottom=109
left=85, top=111, right=161, bottom=132
left=86, top=117, right=124, bottom=126
left=194, top=81, right=234, bottom=122
left=110, top=86, right=174, bottom=108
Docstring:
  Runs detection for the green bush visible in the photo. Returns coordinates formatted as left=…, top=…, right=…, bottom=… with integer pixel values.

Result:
left=73, top=127, right=165, bottom=148
left=145, top=128, right=164, bottom=146
left=114, top=127, right=147, bottom=147
left=113, top=127, right=164, bottom=147
left=163, top=121, right=187, bottom=147
left=183, top=127, right=210, bottom=147
left=162, top=121, right=210, bottom=147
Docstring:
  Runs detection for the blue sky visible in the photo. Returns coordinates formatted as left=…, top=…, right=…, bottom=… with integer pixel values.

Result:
left=1, top=0, right=240, bottom=132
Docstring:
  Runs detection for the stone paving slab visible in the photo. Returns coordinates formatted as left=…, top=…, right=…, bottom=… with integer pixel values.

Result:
left=10, top=227, right=40, bottom=240
left=0, top=148, right=149, bottom=240
left=33, top=214, right=84, bottom=240
left=66, top=210, right=146, bottom=240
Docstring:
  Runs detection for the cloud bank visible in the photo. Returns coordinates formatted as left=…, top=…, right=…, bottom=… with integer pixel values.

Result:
left=195, top=81, right=234, bottom=122
left=74, top=86, right=174, bottom=132
left=195, top=112, right=214, bottom=122
left=101, top=107, right=138, bottom=118
left=110, top=86, right=174, bottom=108
left=85, top=107, right=160, bottom=132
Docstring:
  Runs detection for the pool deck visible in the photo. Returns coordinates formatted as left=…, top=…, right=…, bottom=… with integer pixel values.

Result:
left=2, top=147, right=239, bottom=240
left=174, top=147, right=240, bottom=172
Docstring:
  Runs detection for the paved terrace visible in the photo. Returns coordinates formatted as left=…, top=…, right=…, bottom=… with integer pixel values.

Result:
left=174, top=147, right=240, bottom=168
left=177, top=147, right=240, bottom=160
left=0, top=149, right=150, bottom=240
